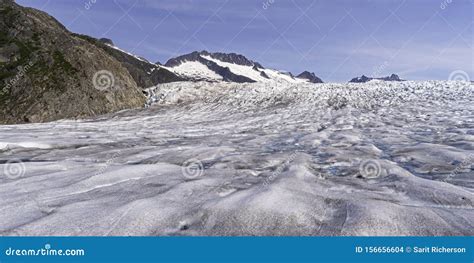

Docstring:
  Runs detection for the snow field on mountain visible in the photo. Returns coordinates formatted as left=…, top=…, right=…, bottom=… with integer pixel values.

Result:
left=165, top=52, right=314, bottom=83
left=163, top=61, right=224, bottom=81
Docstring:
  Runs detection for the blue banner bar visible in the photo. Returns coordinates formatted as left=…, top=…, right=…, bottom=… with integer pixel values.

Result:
left=0, top=237, right=472, bottom=263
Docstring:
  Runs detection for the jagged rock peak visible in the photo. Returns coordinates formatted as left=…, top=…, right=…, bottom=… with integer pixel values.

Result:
left=349, top=74, right=404, bottom=83
left=296, top=71, right=324, bottom=83
left=165, top=50, right=262, bottom=68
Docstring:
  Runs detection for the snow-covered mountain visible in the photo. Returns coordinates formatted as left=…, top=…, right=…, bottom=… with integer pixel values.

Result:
left=163, top=51, right=323, bottom=84
left=296, top=71, right=324, bottom=83
left=349, top=74, right=404, bottom=83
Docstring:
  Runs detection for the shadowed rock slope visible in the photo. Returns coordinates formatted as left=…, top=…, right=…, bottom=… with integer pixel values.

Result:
left=74, top=35, right=184, bottom=88
left=0, top=0, right=146, bottom=124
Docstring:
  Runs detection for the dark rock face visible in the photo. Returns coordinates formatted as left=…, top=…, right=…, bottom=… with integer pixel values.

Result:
left=252, top=64, right=270, bottom=79
left=98, top=38, right=114, bottom=46
left=75, top=34, right=184, bottom=88
left=166, top=50, right=258, bottom=68
left=383, top=74, right=402, bottom=81
left=349, top=74, right=404, bottom=83
left=164, top=51, right=203, bottom=67
left=296, top=71, right=324, bottom=83
left=207, top=52, right=255, bottom=67
left=165, top=51, right=256, bottom=83
left=253, top=62, right=264, bottom=69
left=260, top=71, right=270, bottom=79
left=349, top=75, right=371, bottom=83
left=203, top=59, right=256, bottom=83
left=0, top=0, right=145, bottom=124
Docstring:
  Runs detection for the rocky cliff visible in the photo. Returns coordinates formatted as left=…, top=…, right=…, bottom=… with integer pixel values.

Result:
left=75, top=35, right=184, bottom=89
left=0, top=0, right=146, bottom=124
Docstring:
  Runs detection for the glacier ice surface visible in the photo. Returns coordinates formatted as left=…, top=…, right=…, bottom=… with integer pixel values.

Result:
left=0, top=80, right=473, bottom=236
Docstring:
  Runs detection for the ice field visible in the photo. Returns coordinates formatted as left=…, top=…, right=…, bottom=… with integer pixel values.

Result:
left=1, top=80, right=473, bottom=236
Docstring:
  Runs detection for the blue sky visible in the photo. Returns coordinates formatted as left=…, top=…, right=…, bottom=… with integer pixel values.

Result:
left=17, top=0, right=473, bottom=82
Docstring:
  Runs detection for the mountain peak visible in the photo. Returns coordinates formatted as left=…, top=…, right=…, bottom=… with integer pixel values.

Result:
left=164, top=50, right=325, bottom=84
left=207, top=52, right=255, bottom=67
left=349, top=74, right=404, bottom=83
left=296, top=71, right=324, bottom=83
left=165, top=50, right=258, bottom=68
left=389, top=74, right=401, bottom=81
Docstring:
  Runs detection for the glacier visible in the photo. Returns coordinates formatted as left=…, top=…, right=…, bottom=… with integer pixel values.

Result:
left=0, top=80, right=473, bottom=236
